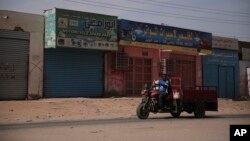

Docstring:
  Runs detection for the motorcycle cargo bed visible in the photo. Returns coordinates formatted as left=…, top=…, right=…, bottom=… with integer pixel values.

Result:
left=182, top=86, right=218, bottom=111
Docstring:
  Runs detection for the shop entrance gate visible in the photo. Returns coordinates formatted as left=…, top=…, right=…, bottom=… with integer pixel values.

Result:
left=124, top=58, right=152, bottom=96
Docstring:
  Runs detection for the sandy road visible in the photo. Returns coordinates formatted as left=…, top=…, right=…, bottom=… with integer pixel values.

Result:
left=0, top=113, right=249, bottom=141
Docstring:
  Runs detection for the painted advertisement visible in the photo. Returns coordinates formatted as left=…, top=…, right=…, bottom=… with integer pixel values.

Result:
left=45, top=8, right=118, bottom=50
left=119, top=19, right=212, bottom=53
left=56, top=8, right=118, bottom=50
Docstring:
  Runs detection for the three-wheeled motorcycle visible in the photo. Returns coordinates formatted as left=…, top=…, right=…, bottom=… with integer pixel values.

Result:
left=136, top=77, right=218, bottom=119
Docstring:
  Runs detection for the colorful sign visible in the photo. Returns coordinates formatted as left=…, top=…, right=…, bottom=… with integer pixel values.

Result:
left=119, top=19, right=212, bottom=53
left=45, top=8, right=118, bottom=50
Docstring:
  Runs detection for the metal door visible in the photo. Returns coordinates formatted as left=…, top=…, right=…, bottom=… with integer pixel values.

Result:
left=0, top=30, right=29, bottom=100
left=169, top=54, right=196, bottom=88
left=219, top=66, right=227, bottom=98
left=226, top=67, right=235, bottom=98
left=219, top=66, right=235, bottom=98
left=125, top=58, right=152, bottom=96
left=177, top=60, right=196, bottom=87
left=44, top=48, right=104, bottom=97
left=204, top=64, right=219, bottom=87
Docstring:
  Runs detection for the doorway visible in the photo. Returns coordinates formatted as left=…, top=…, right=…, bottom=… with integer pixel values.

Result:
left=124, top=58, right=152, bottom=96
left=219, top=66, right=235, bottom=98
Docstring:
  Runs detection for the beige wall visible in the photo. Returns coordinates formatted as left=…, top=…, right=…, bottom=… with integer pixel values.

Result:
left=0, top=10, right=44, bottom=99
left=239, top=61, right=250, bottom=97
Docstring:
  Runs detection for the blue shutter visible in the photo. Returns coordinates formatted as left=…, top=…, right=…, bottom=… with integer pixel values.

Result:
left=203, top=64, right=219, bottom=87
left=44, top=48, right=103, bottom=97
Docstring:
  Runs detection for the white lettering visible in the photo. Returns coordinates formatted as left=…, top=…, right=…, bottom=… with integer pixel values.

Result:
left=234, top=129, right=241, bottom=136
left=234, top=129, right=248, bottom=136
left=241, top=129, right=247, bottom=136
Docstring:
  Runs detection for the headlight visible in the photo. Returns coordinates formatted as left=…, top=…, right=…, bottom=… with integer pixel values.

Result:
left=173, top=91, right=180, bottom=99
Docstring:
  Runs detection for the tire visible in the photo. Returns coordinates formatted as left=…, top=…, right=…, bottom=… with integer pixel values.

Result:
left=194, top=102, right=206, bottom=118
left=136, top=103, right=149, bottom=119
left=171, top=112, right=181, bottom=118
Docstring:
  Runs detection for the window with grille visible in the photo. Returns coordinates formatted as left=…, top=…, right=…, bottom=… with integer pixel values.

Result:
left=112, top=52, right=129, bottom=70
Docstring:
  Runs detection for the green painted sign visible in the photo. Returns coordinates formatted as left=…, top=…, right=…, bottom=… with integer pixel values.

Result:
left=44, top=8, right=118, bottom=50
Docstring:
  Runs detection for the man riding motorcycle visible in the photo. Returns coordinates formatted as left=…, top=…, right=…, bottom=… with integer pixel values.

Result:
left=158, top=74, right=171, bottom=110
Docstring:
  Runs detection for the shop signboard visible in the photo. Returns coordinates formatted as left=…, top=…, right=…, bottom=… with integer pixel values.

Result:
left=119, top=19, right=212, bottom=54
left=212, top=36, right=238, bottom=50
left=204, top=49, right=239, bottom=66
left=45, top=8, right=118, bottom=50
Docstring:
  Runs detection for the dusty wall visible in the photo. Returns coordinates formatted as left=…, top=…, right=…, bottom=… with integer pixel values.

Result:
left=0, top=10, right=44, bottom=99
left=239, top=61, right=250, bottom=97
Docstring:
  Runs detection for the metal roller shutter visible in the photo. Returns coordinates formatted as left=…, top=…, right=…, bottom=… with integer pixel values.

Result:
left=0, top=30, right=29, bottom=100
left=44, top=48, right=104, bottom=97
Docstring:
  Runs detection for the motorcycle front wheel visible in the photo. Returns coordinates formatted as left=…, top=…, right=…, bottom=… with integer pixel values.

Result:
left=136, top=103, right=149, bottom=119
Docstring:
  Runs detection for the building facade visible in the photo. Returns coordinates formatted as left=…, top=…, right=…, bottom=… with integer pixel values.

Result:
left=203, top=36, right=239, bottom=98
left=239, top=41, right=250, bottom=97
left=44, top=8, right=118, bottom=97
left=0, top=10, right=44, bottom=100
left=105, top=19, right=212, bottom=96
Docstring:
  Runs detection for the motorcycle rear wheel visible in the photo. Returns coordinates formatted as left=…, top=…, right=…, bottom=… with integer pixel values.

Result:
left=136, top=103, right=149, bottom=119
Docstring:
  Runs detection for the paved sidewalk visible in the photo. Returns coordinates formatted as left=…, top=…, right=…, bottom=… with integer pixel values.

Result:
left=0, top=98, right=249, bottom=125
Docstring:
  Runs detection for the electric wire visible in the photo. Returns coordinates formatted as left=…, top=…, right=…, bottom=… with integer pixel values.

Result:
left=146, top=0, right=250, bottom=16
left=122, top=0, right=250, bottom=18
left=66, top=0, right=250, bottom=25
left=63, top=0, right=250, bottom=40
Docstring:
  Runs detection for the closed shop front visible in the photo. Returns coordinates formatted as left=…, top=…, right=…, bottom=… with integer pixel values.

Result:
left=106, top=46, right=158, bottom=96
left=44, top=8, right=117, bottom=97
left=106, top=19, right=211, bottom=96
left=44, top=48, right=104, bottom=97
left=203, top=36, right=239, bottom=99
left=125, top=57, right=153, bottom=96
left=0, top=30, right=29, bottom=100
left=203, top=48, right=239, bottom=98
left=161, top=53, right=197, bottom=88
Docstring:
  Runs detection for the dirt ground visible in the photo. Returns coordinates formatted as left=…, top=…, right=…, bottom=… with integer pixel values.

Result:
left=0, top=98, right=249, bottom=124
